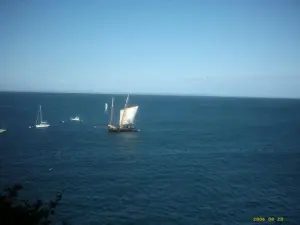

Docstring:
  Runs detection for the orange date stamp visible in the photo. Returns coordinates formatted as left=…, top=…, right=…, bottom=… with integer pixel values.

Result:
left=253, top=217, right=284, bottom=222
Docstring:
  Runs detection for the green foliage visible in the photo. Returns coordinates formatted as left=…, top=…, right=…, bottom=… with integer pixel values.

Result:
left=0, top=184, right=68, bottom=225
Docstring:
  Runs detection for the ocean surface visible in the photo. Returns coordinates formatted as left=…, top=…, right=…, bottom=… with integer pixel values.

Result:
left=0, top=92, right=300, bottom=225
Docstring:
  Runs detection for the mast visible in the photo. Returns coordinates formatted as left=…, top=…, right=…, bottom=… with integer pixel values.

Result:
left=40, top=105, right=43, bottom=122
left=120, top=94, right=129, bottom=126
left=35, top=106, right=40, bottom=125
left=109, top=97, right=114, bottom=125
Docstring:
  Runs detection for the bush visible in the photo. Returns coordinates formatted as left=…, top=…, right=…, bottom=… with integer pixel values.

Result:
left=0, top=184, right=68, bottom=225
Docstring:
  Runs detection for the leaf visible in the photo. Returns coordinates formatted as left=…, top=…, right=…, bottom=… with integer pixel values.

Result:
left=35, top=200, right=43, bottom=209
left=56, top=192, right=62, bottom=201
left=50, top=200, right=57, bottom=208
left=13, top=184, right=23, bottom=191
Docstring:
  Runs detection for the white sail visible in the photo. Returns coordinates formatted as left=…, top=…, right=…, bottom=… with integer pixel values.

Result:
left=35, top=105, right=50, bottom=128
left=105, top=103, right=108, bottom=112
left=109, top=97, right=114, bottom=125
left=36, top=105, right=41, bottom=125
left=119, top=106, right=138, bottom=126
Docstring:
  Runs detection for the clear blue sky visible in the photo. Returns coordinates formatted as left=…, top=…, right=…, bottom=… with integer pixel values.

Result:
left=0, top=0, right=299, bottom=98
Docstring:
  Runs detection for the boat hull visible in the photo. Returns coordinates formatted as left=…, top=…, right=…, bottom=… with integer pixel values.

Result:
left=70, top=116, right=81, bottom=122
left=107, top=125, right=139, bottom=132
left=70, top=119, right=81, bottom=122
left=35, top=124, right=50, bottom=128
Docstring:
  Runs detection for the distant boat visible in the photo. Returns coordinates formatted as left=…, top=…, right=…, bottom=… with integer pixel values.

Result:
left=0, top=128, right=7, bottom=134
left=35, top=105, right=50, bottom=128
left=107, top=94, right=140, bottom=132
left=105, top=103, right=108, bottom=112
left=70, top=116, right=81, bottom=122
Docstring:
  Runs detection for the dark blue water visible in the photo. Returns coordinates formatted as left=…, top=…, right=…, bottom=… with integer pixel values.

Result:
left=0, top=92, right=300, bottom=225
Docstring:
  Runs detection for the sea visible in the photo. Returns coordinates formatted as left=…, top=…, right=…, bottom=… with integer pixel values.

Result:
left=0, top=92, right=299, bottom=225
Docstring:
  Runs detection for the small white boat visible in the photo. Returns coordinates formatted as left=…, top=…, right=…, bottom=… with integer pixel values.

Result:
left=35, top=105, right=50, bottom=128
left=105, top=103, right=108, bottom=112
left=70, top=116, right=81, bottom=122
left=0, top=128, right=7, bottom=134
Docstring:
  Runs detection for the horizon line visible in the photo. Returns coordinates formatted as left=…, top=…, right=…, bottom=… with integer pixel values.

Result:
left=0, top=89, right=299, bottom=100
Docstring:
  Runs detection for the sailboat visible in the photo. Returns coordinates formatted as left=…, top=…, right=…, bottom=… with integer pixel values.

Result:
left=70, top=116, right=81, bottom=122
left=107, top=94, right=140, bottom=132
left=35, top=105, right=50, bottom=128
left=0, top=128, right=7, bottom=134
left=104, top=103, right=108, bottom=112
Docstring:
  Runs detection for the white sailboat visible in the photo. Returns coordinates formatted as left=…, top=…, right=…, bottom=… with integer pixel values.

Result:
left=107, top=94, right=140, bottom=132
left=105, top=103, right=108, bottom=112
left=70, top=116, right=81, bottom=122
left=0, top=128, right=7, bottom=134
left=35, top=105, right=50, bottom=128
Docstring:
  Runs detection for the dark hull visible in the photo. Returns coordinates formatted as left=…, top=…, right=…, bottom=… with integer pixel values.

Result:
left=108, top=126, right=140, bottom=132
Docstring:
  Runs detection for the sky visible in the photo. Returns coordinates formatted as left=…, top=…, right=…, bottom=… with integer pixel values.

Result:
left=0, top=0, right=299, bottom=98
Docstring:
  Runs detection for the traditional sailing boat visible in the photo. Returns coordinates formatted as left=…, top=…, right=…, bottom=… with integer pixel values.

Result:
left=107, top=94, right=140, bottom=132
left=35, top=105, right=50, bottom=128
